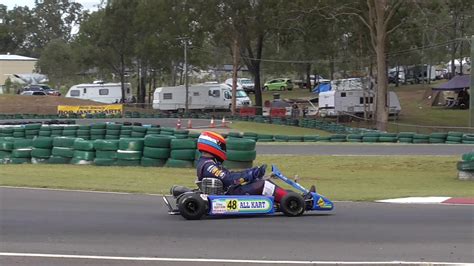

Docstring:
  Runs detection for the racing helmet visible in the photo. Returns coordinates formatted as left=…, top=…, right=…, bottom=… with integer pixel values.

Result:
left=197, top=131, right=227, bottom=162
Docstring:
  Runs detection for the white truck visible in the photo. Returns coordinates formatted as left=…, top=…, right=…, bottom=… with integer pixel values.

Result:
left=318, top=90, right=401, bottom=117
left=152, top=84, right=252, bottom=111
left=65, top=82, right=133, bottom=104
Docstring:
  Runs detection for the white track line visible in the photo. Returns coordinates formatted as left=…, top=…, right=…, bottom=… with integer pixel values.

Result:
left=0, top=252, right=467, bottom=265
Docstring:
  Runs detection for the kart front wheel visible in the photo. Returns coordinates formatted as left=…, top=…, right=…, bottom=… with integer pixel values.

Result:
left=178, top=193, right=207, bottom=220
left=280, top=192, right=305, bottom=217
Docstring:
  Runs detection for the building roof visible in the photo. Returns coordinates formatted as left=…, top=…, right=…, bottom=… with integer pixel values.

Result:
left=0, top=54, right=38, bottom=61
left=432, top=75, right=470, bottom=91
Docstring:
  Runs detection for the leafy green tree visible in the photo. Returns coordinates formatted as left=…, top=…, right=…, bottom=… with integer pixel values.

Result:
left=37, top=39, right=78, bottom=88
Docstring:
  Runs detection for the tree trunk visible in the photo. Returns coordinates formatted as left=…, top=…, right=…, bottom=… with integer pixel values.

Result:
left=140, top=65, right=147, bottom=107
left=374, top=1, right=388, bottom=131
left=120, top=54, right=125, bottom=102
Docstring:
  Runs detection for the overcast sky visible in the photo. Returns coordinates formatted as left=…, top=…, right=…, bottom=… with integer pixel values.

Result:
left=0, top=0, right=101, bottom=11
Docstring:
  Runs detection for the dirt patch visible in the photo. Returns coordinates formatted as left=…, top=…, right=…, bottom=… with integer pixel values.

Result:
left=0, top=95, right=106, bottom=115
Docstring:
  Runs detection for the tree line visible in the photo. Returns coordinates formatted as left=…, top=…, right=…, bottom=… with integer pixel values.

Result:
left=1, top=0, right=472, bottom=130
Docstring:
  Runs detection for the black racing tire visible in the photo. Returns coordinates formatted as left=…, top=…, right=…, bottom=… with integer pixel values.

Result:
left=280, top=192, right=305, bottom=217
left=178, top=193, right=208, bottom=220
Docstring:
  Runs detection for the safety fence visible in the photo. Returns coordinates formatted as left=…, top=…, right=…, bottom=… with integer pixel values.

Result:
left=0, top=123, right=256, bottom=168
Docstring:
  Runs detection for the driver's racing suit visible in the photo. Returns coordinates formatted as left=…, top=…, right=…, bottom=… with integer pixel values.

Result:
left=196, top=156, right=288, bottom=202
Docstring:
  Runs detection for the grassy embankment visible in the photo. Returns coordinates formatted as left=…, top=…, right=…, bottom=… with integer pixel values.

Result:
left=1, top=155, right=470, bottom=201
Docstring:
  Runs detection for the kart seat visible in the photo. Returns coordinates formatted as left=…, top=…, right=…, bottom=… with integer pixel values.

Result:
left=170, top=185, right=193, bottom=197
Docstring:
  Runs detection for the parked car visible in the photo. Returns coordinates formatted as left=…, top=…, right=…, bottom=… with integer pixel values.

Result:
left=224, top=78, right=255, bottom=94
left=263, top=78, right=294, bottom=91
left=22, top=84, right=61, bottom=96
left=20, top=91, right=47, bottom=96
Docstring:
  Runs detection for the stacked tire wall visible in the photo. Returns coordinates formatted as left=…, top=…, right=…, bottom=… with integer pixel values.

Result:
left=224, top=138, right=256, bottom=169
left=457, top=151, right=474, bottom=180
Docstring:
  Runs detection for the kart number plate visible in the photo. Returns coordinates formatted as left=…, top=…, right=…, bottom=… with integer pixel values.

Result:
left=209, top=196, right=274, bottom=215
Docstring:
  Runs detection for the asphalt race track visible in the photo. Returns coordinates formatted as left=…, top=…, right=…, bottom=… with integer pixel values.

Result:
left=0, top=187, right=472, bottom=265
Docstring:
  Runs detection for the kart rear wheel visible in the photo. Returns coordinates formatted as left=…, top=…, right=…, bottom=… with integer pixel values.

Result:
left=280, top=192, right=305, bottom=217
left=178, top=193, right=207, bottom=220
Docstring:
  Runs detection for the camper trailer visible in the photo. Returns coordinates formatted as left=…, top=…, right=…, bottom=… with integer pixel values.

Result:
left=318, top=90, right=401, bottom=117
left=152, top=84, right=252, bottom=111
left=65, top=82, right=132, bottom=103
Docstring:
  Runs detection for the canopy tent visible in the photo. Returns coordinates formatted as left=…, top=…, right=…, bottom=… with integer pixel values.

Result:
left=432, top=75, right=470, bottom=91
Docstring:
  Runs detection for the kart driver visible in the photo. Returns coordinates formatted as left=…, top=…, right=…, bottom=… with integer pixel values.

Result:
left=196, top=131, right=289, bottom=203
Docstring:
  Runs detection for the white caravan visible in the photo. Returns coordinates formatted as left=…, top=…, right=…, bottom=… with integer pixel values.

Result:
left=152, top=84, right=252, bottom=111
left=66, top=82, right=132, bottom=103
left=318, top=90, right=401, bottom=117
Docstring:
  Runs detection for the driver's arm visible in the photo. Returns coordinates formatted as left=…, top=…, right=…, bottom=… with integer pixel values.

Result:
left=201, top=162, right=254, bottom=187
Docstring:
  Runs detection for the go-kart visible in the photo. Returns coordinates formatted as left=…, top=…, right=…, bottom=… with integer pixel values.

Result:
left=162, top=165, right=333, bottom=220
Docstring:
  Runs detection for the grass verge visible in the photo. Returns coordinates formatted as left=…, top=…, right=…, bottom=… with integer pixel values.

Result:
left=230, top=121, right=330, bottom=136
left=1, top=155, right=470, bottom=201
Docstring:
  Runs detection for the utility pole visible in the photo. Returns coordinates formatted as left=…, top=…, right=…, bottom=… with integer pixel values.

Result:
left=231, top=37, right=239, bottom=115
left=184, top=40, right=189, bottom=113
left=470, top=35, right=473, bottom=127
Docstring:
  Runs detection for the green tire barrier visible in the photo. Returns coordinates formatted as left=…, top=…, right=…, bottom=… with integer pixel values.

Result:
left=73, top=139, right=95, bottom=151
left=14, top=139, right=32, bottom=149
left=90, top=135, right=105, bottom=140
left=132, top=126, right=147, bottom=133
left=226, top=138, right=256, bottom=151
left=170, top=149, right=196, bottom=160
left=31, top=157, right=49, bottom=164
left=463, top=140, right=474, bottom=144
left=228, top=132, right=242, bottom=138
left=117, top=150, right=142, bottom=160
left=362, top=137, right=378, bottom=143
left=25, top=124, right=41, bottom=130
left=116, top=159, right=141, bottom=166
left=77, top=130, right=91, bottom=136
left=33, top=137, right=53, bottom=149
left=38, top=131, right=52, bottom=137
left=412, top=139, right=429, bottom=144
left=106, top=124, right=122, bottom=130
left=96, top=150, right=117, bottom=159
left=146, top=128, right=161, bottom=134
left=131, top=132, right=146, bottom=138
left=457, top=161, right=474, bottom=171
left=141, top=157, right=166, bottom=167
left=0, top=141, right=13, bottom=151
left=31, top=148, right=52, bottom=158
left=48, top=156, right=71, bottom=164
left=93, top=139, right=119, bottom=151
left=165, top=158, right=194, bottom=168
left=463, top=134, right=474, bottom=141
left=143, top=147, right=170, bottom=159
left=105, top=135, right=120, bottom=140
left=288, top=135, right=303, bottom=142
left=170, top=139, right=196, bottom=150
left=70, top=158, right=93, bottom=165
left=378, top=137, right=397, bottom=143
left=106, top=129, right=120, bottom=135
left=223, top=160, right=253, bottom=169
left=398, top=137, right=413, bottom=143
left=318, top=136, right=331, bottom=142
left=429, top=138, right=445, bottom=144
left=447, top=131, right=463, bottom=138
left=53, top=137, right=76, bottom=148
left=10, top=158, right=29, bottom=164
left=430, top=132, right=448, bottom=139
left=91, top=123, right=106, bottom=129
left=258, top=134, right=273, bottom=140
left=446, top=136, right=462, bottom=142
left=52, top=147, right=74, bottom=158
left=119, top=138, right=144, bottom=151
left=73, top=150, right=95, bottom=161
left=94, top=158, right=116, bottom=166
left=12, top=149, right=32, bottom=158
left=462, top=152, right=474, bottom=161
left=347, top=134, right=362, bottom=140
left=227, top=150, right=257, bottom=162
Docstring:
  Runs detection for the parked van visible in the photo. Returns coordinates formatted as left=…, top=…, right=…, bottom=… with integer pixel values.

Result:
left=65, top=82, right=133, bottom=104
left=224, top=78, right=255, bottom=94
left=318, top=90, right=401, bottom=117
left=152, top=84, right=252, bottom=111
